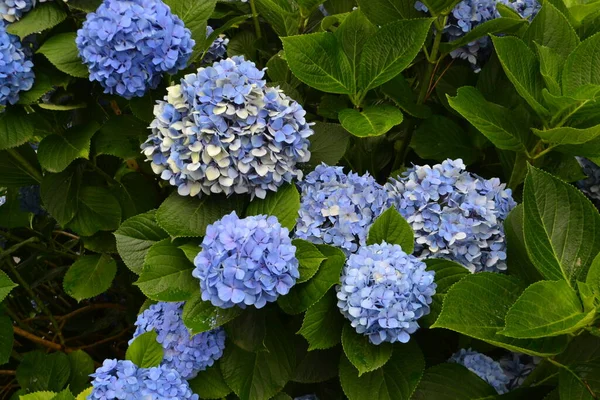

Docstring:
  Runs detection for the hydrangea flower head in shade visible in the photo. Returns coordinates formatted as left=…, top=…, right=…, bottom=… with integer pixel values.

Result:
left=295, top=164, right=390, bottom=254
left=193, top=212, right=299, bottom=308
left=337, top=242, right=436, bottom=345
left=499, top=352, right=539, bottom=391
left=576, top=157, right=600, bottom=206
left=18, top=185, right=44, bottom=215
left=385, top=158, right=516, bottom=273
left=203, top=25, right=229, bottom=63
left=130, top=301, right=226, bottom=380
left=89, top=359, right=199, bottom=400
left=0, top=22, right=34, bottom=106
left=449, top=348, right=510, bottom=394
left=141, top=56, right=312, bottom=199
left=76, top=0, right=194, bottom=99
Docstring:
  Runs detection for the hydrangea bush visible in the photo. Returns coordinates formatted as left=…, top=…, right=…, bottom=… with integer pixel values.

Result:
left=1, top=0, right=600, bottom=398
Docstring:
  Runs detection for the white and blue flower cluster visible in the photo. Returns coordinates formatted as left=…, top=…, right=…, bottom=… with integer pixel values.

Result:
left=193, top=212, right=299, bottom=309
left=337, top=242, right=436, bottom=345
left=88, top=359, right=198, bottom=400
left=141, top=56, right=313, bottom=199
left=295, top=164, right=390, bottom=254
left=131, top=301, right=226, bottom=380
left=449, top=348, right=510, bottom=394
left=385, top=159, right=516, bottom=273
left=203, top=26, right=229, bottom=64
left=76, top=0, right=194, bottom=99
left=0, top=21, right=34, bottom=106
left=576, top=157, right=600, bottom=205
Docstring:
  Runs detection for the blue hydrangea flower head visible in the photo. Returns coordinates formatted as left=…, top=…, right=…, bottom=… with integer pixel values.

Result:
left=203, top=25, right=229, bottom=64
left=576, top=157, right=600, bottom=206
left=449, top=348, right=510, bottom=394
left=337, top=242, right=436, bottom=345
left=76, top=0, right=194, bottom=99
left=88, top=359, right=199, bottom=399
left=0, top=21, right=34, bottom=106
left=295, top=164, right=390, bottom=254
left=385, top=159, right=516, bottom=273
left=295, top=395, right=319, bottom=400
left=0, top=0, right=34, bottom=22
left=499, top=352, right=539, bottom=390
left=193, top=211, right=299, bottom=309
left=18, top=185, right=44, bottom=215
left=0, top=195, right=5, bottom=207
left=131, top=301, right=226, bottom=380
left=141, top=56, right=313, bottom=199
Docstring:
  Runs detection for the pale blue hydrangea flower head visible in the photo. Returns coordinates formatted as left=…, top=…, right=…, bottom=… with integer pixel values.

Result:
left=0, top=22, right=34, bottom=106
left=295, top=164, right=390, bottom=255
left=385, top=159, right=516, bottom=273
left=449, top=348, right=510, bottom=394
left=88, top=359, right=199, bottom=400
left=337, top=242, right=436, bottom=345
left=130, top=301, right=226, bottom=380
left=193, top=211, right=299, bottom=308
left=0, top=0, right=34, bottom=22
left=203, top=25, right=229, bottom=64
left=576, top=157, right=600, bottom=205
left=499, top=353, right=539, bottom=391
left=295, top=395, right=319, bottom=400
left=76, top=0, right=194, bottom=99
left=0, top=195, right=5, bottom=206
left=141, top=56, right=313, bottom=199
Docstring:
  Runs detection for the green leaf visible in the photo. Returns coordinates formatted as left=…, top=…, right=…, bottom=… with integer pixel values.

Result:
left=418, top=0, right=461, bottom=15
left=17, top=351, right=71, bottom=392
left=432, top=273, right=569, bottom=356
left=491, top=36, right=549, bottom=118
left=75, top=388, right=92, bottom=400
left=501, top=280, right=595, bottom=338
left=339, top=105, right=403, bottom=137
left=67, top=186, right=122, bottom=236
left=38, top=103, right=87, bottom=111
left=178, top=239, right=201, bottom=263
left=37, top=33, right=89, bottom=78
left=67, top=0, right=102, bottom=12
left=246, top=184, right=300, bottom=231
left=278, top=244, right=345, bottom=314
left=63, top=254, right=117, bottom=302
left=0, top=108, right=34, bottom=150
left=156, top=192, right=247, bottom=238
left=94, top=116, right=148, bottom=159
left=382, top=74, right=432, bottom=119
left=0, top=315, right=13, bottom=365
left=115, top=173, right=160, bottom=221
left=136, top=239, right=197, bottom=301
left=587, top=252, right=600, bottom=294
left=532, top=125, right=600, bottom=145
left=188, top=363, right=232, bottom=399
left=448, top=86, right=530, bottom=152
left=40, top=165, right=81, bottom=226
left=226, top=308, right=267, bottom=352
left=358, top=18, right=433, bottom=92
left=125, top=331, right=164, bottom=368
left=537, top=45, right=563, bottom=96
left=562, top=32, right=600, bottom=97
left=440, top=18, right=527, bottom=54
left=334, top=10, right=377, bottom=82
left=282, top=32, right=355, bottom=94
left=411, top=115, right=477, bottom=164
left=307, top=122, right=351, bottom=167
left=523, top=165, right=600, bottom=283
left=18, top=70, right=58, bottom=105
left=293, top=348, right=340, bottom=383
left=255, top=0, right=299, bottom=37
left=6, top=3, right=67, bottom=39
left=182, top=292, right=242, bottom=335
left=357, top=0, right=421, bottom=25
left=164, top=0, right=217, bottom=62
left=0, top=145, right=42, bottom=187
left=50, top=389, right=75, bottom=400
left=559, top=368, right=595, bottom=400
left=0, top=188, right=29, bottom=228
left=266, top=51, right=300, bottom=88
left=293, top=239, right=326, bottom=283
left=342, top=325, right=393, bottom=376
left=339, top=340, right=424, bottom=400
left=67, top=350, right=94, bottom=396
left=0, top=270, right=17, bottom=303
left=504, top=205, right=544, bottom=284
left=366, top=206, right=414, bottom=252
left=298, top=291, right=345, bottom=350
left=411, top=363, right=497, bottom=400
left=37, top=122, right=100, bottom=173
left=523, top=3, right=579, bottom=59
left=220, top=320, right=296, bottom=400
left=114, top=210, right=169, bottom=275
left=20, top=393, right=57, bottom=400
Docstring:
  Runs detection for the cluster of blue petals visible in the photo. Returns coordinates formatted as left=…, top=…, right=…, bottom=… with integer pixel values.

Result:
left=193, top=212, right=299, bottom=309
left=449, top=348, right=510, bottom=394
left=415, top=0, right=540, bottom=70
left=0, top=0, right=39, bottom=22
left=337, top=242, right=436, bottom=345
left=131, top=301, right=226, bottom=380
left=385, top=159, right=516, bottom=273
left=0, top=21, right=34, bottom=106
left=576, top=157, right=600, bottom=206
left=499, top=352, right=539, bottom=391
left=295, top=164, right=390, bottom=254
left=203, top=26, right=229, bottom=64
left=18, top=185, right=44, bottom=215
left=76, top=0, right=194, bottom=99
left=141, top=56, right=313, bottom=199
left=88, top=359, right=198, bottom=400
left=294, top=396, right=319, bottom=400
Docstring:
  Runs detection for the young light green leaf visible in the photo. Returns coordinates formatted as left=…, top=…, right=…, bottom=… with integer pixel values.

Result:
left=125, top=331, right=164, bottom=368
left=587, top=252, right=600, bottom=294
left=20, top=392, right=57, bottom=400
left=412, top=363, right=496, bottom=400
left=66, top=186, right=122, bottom=237
left=246, top=183, right=300, bottom=231
left=532, top=125, right=600, bottom=145
left=562, top=32, right=600, bottom=97
left=367, top=206, right=414, bottom=252
left=37, top=33, right=89, bottom=78
left=0, top=315, right=13, bottom=365
left=188, top=363, right=232, bottom=399
left=523, top=165, right=600, bottom=283
left=308, top=122, right=351, bottom=167
left=342, top=325, right=393, bottom=376
left=0, top=108, right=34, bottom=150
left=0, top=270, right=17, bottom=303
left=293, top=239, right=326, bottom=283
left=182, top=292, right=242, bottom=335
left=63, top=254, right=117, bottom=302
left=339, top=105, right=403, bottom=137
left=298, top=291, right=345, bottom=350
left=7, top=3, right=67, bottom=38
left=37, top=122, right=100, bottom=173
left=523, top=3, right=579, bottom=59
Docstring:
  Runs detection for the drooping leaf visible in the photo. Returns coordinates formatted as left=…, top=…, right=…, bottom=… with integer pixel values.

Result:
left=440, top=18, right=527, bottom=54
left=37, top=122, right=100, bottom=173
left=246, top=183, right=300, bottom=231
left=37, top=33, right=89, bottom=78
left=298, top=291, right=345, bottom=350
left=7, top=3, right=67, bottom=38
left=367, top=206, right=414, bottom=252
left=255, top=0, right=299, bottom=37
left=339, top=105, right=404, bottom=137
left=182, top=292, right=243, bottom=335
left=125, top=331, right=164, bottom=368
left=63, top=254, right=117, bottom=302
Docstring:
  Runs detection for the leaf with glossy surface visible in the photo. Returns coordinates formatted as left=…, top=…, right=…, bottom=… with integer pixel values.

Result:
left=307, top=122, right=351, bottom=167
left=342, top=325, right=393, bottom=376
left=37, top=33, right=89, bottom=78
left=126, top=331, right=164, bottom=368
left=339, top=105, right=403, bottom=137
left=182, top=292, right=242, bottom=334
left=293, top=239, right=326, bottom=283
left=67, top=186, right=121, bottom=236
left=298, top=291, right=345, bottom=350
left=63, top=254, right=117, bottom=302
left=367, top=206, right=414, bottom=252
left=38, top=122, right=100, bottom=173
left=7, top=3, right=67, bottom=38
left=246, top=184, right=299, bottom=231
left=0, top=108, right=34, bottom=150
left=411, top=363, right=496, bottom=400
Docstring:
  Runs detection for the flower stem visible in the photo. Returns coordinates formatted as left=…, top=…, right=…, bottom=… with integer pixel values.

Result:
left=249, top=0, right=262, bottom=40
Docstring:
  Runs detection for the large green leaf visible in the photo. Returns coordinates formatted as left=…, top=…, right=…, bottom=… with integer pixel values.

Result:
left=66, top=186, right=122, bottom=236
left=67, top=350, right=94, bottom=396
left=339, top=340, right=424, bottom=400
left=293, top=348, right=340, bottom=383
left=37, top=122, right=100, bottom=173
left=0, top=108, right=34, bottom=150
left=94, top=116, right=148, bottom=160
left=432, top=273, right=569, bottom=356
left=225, top=308, right=267, bottom=352
left=412, top=363, right=496, bottom=400
left=7, top=3, right=67, bottom=38
left=0, top=188, right=29, bottom=228
left=0, top=315, right=13, bottom=365
left=164, top=0, right=217, bottom=62
left=587, top=252, right=600, bottom=294
left=188, top=362, right=232, bottom=399
left=17, top=351, right=71, bottom=393
left=342, top=325, right=393, bottom=376
left=504, top=205, right=544, bottom=284
left=293, top=239, right=326, bottom=283
left=63, top=254, right=117, bottom=302
left=559, top=368, right=596, bottom=400
left=246, top=184, right=299, bottom=231
left=537, top=45, right=563, bottom=96
left=523, top=165, right=600, bottom=283
left=411, top=115, right=477, bottom=164
left=334, top=10, right=376, bottom=82
left=307, top=122, right=351, bottom=167
left=358, top=18, right=433, bottom=92
left=255, top=0, right=299, bottom=37
left=367, top=206, right=414, bottom=252
left=382, top=74, right=432, bottom=119
left=417, top=0, right=462, bottom=15
left=562, top=32, right=600, bottom=96
left=126, top=331, right=164, bottom=368
left=37, top=33, right=89, bottom=78
left=533, top=125, right=600, bottom=145
left=339, top=105, right=404, bottom=137
left=282, top=33, right=355, bottom=94
left=298, top=291, right=345, bottom=350
left=40, top=165, right=81, bottom=226
left=357, top=0, right=421, bottom=24
left=114, top=210, right=170, bottom=275
left=523, top=3, right=579, bottom=59
left=0, top=145, right=42, bottom=187
left=182, top=292, right=242, bottom=334
left=135, top=239, right=197, bottom=301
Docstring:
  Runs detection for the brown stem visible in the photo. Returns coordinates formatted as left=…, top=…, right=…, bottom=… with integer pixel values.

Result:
left=0, top=371, right=15, bottom=376
left=12, top=326, right=63, bottom=352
